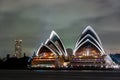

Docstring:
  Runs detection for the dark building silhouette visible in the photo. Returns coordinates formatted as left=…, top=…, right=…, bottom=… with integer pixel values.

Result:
left=0, top=53, right=30, bottom=69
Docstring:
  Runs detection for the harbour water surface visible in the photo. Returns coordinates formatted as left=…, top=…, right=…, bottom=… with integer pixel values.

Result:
left=0, top=70, right=120, bottom=80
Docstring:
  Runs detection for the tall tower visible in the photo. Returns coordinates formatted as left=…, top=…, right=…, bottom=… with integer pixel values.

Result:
left=15, top=40, right=22, bottom=58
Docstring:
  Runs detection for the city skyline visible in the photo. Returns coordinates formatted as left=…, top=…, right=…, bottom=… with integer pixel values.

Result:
left=1, top=0, right=120, bottom=57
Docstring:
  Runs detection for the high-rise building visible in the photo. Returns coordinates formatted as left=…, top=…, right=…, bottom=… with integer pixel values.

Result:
left=15, top=39, right=22, bottom=58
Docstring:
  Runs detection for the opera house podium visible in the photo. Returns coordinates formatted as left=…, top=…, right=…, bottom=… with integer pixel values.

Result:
left=70, top=49, right=106, bottom=69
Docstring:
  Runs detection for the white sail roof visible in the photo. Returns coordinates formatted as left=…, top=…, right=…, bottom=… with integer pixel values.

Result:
left=45, top=39, right=63, bottom=56
left=74, top=26, right=105, bottom=55
left=36, top=43, right=58, bottom=56
left=49, top=30, right=68, bottom=56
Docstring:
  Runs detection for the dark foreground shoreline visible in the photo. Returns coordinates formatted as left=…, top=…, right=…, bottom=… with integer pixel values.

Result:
left=0, top=70, right=120, bottom=80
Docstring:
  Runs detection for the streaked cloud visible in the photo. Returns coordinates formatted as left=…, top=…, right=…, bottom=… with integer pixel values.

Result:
left=0, top=0, right=120, bottom=57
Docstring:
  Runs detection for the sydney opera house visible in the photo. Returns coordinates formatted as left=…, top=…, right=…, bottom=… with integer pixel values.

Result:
left=30, top=26, right=119, bottom=69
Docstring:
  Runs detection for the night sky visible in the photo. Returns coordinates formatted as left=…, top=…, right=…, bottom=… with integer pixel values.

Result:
left=0, top=0, right=120, bottom=57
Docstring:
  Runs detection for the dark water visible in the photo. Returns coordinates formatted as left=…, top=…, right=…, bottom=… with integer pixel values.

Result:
left=0, top=70, right=120, bottom=80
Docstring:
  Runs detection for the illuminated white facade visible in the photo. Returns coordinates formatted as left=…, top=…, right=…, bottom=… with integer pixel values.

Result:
left=36, top=43, right=58, bottom=57
left=31, top=26, right=119, bottom=69
left=49, top=31, right=68, bottom=57
left=74, top=26, right=105, bottom=56
left=31, top=30, right=68, bottom=68
left=36, top=30, right=67, bottom=57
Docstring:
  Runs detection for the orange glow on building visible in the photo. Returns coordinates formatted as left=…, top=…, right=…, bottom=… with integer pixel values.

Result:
left=30, top=26, right=118, bottom=69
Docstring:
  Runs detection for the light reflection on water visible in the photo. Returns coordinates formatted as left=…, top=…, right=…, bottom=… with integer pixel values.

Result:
left=32, top=70, right=120, bottom=80
left=35, top=70, right=120, bottom=73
